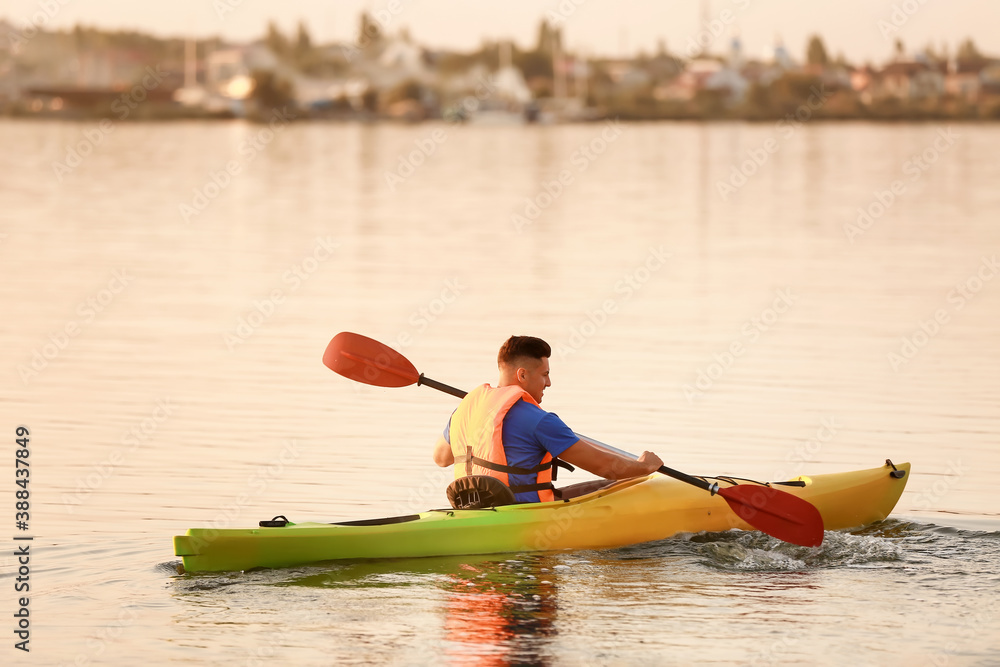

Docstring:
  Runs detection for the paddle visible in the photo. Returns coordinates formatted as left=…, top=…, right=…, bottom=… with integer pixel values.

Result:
left=323, top=331, right=825, bottom=547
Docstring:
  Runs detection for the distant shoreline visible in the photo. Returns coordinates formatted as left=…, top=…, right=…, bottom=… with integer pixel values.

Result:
left=1, top=113, right=995, bottom=124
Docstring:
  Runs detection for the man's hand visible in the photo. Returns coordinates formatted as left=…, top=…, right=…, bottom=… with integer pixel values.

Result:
left=636, top=451, right=663, bottom=474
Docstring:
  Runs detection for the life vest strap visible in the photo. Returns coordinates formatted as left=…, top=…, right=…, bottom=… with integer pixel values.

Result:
left=507, top=481, right=556, bottom=494
left=551, top=458, right=574, bottom=481
left=455, top=454, right=575, bottom=480
left=455, top=453, right=554, bottom=475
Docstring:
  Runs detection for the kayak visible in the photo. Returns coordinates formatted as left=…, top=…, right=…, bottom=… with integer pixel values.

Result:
left=174, top=460, right=910, bottom=573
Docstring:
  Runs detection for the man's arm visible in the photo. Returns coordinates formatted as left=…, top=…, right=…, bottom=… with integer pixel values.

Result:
left=433, top=436, right=454, bottom=467
left=558, top=438, right=662, bottom=479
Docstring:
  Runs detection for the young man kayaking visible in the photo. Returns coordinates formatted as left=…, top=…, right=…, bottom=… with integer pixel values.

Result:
left=433, top=335, right=663, bottom=507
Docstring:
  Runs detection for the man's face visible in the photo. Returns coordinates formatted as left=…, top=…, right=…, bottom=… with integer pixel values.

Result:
left=518, top=357, right=551, bottom=404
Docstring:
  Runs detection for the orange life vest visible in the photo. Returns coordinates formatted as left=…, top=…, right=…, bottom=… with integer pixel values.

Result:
left=449, top=384, right=566, bottom=502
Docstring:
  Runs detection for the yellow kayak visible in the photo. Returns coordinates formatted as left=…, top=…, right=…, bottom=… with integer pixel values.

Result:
left=174, top=460, right=910, bottom=573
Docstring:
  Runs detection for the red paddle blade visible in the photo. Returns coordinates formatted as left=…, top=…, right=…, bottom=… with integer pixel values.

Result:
left=718, top=485, right=825, bottom=547
left=323, top=332, right=420, bottom=388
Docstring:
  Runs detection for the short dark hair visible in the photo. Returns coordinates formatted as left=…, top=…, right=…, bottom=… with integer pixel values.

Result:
left=498, top=336, right=551, bottom=367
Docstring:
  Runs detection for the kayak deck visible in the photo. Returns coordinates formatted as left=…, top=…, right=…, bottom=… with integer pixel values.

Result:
left=174, top=460, right=910, bottom=573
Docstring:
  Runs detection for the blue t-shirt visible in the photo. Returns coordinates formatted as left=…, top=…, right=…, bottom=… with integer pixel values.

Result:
left=444, top=398, right=579, bottom=502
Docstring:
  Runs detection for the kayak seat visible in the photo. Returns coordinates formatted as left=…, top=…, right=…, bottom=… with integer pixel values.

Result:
left=447, top=475, right=517, bottom=510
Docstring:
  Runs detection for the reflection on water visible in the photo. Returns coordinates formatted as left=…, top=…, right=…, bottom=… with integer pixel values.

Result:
left=442, top=559, right=559, bottom=667
left=167, top=553, right=565, bottom=665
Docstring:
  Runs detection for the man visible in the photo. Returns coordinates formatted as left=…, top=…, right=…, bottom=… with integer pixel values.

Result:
left=433, top=335, right=663, bottom=506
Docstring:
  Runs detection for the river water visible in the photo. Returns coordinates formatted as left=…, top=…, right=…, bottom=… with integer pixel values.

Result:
left=1, top=118, right=999, bottom=665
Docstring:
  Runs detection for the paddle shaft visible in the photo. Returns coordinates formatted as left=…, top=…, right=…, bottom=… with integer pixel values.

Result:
left=417, top=374, right=467, bottom=399
left=415, top=373, right=718, bottom=493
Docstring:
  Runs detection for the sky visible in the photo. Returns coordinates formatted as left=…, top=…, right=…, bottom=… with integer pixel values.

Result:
left=4, top=0, right=999, bottom=64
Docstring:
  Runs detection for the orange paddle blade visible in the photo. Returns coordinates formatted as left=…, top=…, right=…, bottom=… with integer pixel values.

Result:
left=718, top=484, right=825, bottom=547
left=323, top=332, right=420, bottom=388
